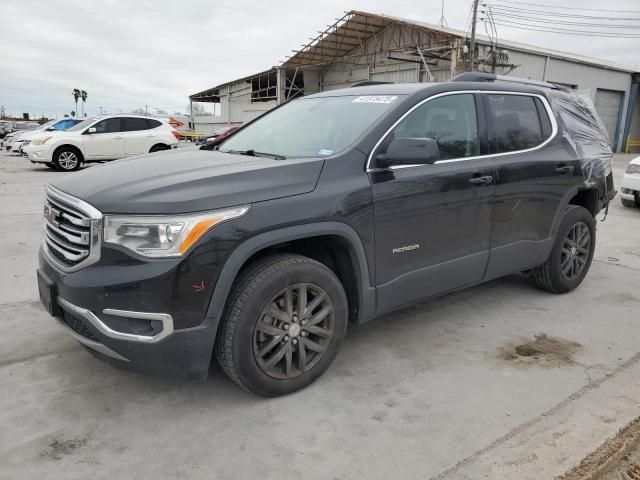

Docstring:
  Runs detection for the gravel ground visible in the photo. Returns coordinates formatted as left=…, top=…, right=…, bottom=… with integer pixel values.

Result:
left=0, top=150, right=639, bottom=480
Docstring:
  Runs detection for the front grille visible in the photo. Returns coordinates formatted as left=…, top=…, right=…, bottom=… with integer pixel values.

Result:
left=62, top=311, right=100, bottom=342
left=43, top=189, right=100, bottom=271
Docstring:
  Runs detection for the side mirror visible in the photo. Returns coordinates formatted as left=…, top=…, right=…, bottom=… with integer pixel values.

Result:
left=86, top=127, right=97, bottom=134
left=375, top=137, right=439, bottom=168
left=45, top=127, right=55, bottom=131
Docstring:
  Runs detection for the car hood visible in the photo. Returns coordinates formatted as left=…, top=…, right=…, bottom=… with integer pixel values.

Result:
left=17, top=128, right=52, bottom=141
left=631, top=156, right=640, bottom=166
left=51, top=149, right=325, bottom=214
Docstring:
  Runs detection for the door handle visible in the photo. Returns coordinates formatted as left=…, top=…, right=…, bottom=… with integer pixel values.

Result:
left=555, top=165, right=575, bottom=174
left=469, top=175, right=494, bottom=185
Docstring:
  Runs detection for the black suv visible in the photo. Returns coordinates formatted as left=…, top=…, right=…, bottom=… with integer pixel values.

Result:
left=37, top=74, right=615, bottom=396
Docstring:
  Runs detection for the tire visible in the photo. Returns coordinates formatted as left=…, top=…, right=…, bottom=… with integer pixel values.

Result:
left=215, top=254, right=348, bottom=396
left=532, top=205, right=596, bottom=294
left=621, top=198, right=637, bottom=208
left=53, top=147, right=81, bottom=171
left=46, top=163, right=58, bottom=170
left=149, top=145, right=168, bottom=153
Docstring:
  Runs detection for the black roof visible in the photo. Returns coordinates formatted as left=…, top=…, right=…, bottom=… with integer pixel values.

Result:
left=306, top=81, right=548, bottom=99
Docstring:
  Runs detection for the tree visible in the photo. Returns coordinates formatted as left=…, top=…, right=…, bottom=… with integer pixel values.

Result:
left=72, top=89, right=81, bottom=117
left=155, top=108, right=167, bottom=115
left=80, top=90, right=87, bottom=117
left=131, top=108, right=145, bottom=114
left=189, top=103, right=209, bottom=116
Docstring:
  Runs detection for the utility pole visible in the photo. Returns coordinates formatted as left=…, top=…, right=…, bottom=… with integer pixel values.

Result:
left=439, top=0, right=448, bottom=27
left=145, top=104, right=148, bottom=114
left=469, top=0, right=479, bottom=71
left=99, top=106, right=103, bottom=115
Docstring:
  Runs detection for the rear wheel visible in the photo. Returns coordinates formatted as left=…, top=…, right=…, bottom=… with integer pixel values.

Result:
left=532, top=205, right=595, bottom=293
left=621, top=198, right=637, bottom=208
left=149, top=144, right=168, bottom=153
left=53, top=147, right=81, bottom=171
left=215, top=254, right=348, bottom=396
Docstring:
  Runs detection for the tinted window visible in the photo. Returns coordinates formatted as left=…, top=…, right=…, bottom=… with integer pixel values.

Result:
left=534, top=97, right=553, bottom=139
left=487, top=94, right=545, bottom=153
left=92, top=118, right=121, bottom=133
left=392, top=93, right=478, bottom=160
left=147, top=119, right=162, bottom=129
left=123, top=117, right=150, bottom=132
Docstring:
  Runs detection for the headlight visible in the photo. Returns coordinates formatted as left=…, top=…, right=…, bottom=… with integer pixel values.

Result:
left=32, top=136, right=52, bottom=145
left=626, top=163, right=640, bottom=174
left=103, top=206, right=249, bottom=257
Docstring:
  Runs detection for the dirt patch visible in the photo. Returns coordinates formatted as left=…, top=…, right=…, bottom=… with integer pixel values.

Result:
left=498, top=333, right=581, bottom=367
left=560, top=416, right=640, bottom=480
left=43, top=437, right=88, bottom=460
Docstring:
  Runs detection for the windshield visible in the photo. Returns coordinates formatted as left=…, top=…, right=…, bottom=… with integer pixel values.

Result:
left=66, top=117, right=99, bottom=132
left=218, top=95, right=403, bottom=158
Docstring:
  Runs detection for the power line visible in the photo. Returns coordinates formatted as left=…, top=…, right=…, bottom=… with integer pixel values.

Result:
left=488, top=19, right=640, bottom=37
left=484, top=11, right=640, bottom=28
left=491, top=0, right=640, bottom=14
left=485, top=3, right=640, bottom=21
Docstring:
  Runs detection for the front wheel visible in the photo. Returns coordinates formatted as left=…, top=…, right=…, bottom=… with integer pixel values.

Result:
left=532, top=205, right=596, bottom=294
left=215, top=254, right=348, bottom=396
left=621, top=198, right=637, bottom=208
left=53, top=148, right=81, bottom=171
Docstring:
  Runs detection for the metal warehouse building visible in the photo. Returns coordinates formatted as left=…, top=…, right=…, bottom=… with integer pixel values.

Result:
left=190, top=10, right=639, bottom=152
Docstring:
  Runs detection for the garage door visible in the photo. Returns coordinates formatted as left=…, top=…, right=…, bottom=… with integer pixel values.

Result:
left=594, top=89, right=623, bottom=149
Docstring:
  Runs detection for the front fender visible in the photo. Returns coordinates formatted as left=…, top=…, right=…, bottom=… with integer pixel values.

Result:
left=202, top=222, right=376, bottom=342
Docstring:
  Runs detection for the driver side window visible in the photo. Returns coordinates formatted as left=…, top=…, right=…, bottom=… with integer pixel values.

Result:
left=393, top=94, right=479, bottom=161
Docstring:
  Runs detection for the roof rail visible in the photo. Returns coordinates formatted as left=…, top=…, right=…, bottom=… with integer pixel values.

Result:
left=350, top=81, right=395, bottom=87
left=450, top=72, right=558, bottom=90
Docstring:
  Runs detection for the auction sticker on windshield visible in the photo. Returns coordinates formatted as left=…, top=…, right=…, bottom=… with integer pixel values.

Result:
left=352, top=96, right=397, bottom=104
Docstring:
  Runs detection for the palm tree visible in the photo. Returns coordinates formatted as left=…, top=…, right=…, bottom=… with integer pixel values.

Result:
left=80, top=90, right=87, bottom=117
left=72, top=89, right=81, bottom=117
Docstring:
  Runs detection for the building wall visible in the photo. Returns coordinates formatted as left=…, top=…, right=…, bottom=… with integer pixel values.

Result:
left=193, top=82, right=277, bottom=135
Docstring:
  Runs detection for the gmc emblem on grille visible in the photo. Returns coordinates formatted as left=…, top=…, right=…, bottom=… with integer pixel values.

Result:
left=44, top=204, right=62, bottom=227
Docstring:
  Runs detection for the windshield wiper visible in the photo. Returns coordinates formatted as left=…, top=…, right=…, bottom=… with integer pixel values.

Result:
left=225, top=149, right=286, bottom=160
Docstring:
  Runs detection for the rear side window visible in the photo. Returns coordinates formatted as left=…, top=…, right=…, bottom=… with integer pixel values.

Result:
left=123, top=117, right=150, bottom=132
left=147, top=119, right=162, bottom=129
left=392, top=93, right=479, bottom=160
left=487, top=94, right=549, bottom=153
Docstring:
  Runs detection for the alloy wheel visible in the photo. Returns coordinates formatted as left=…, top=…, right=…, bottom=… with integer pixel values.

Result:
left=253, top=283, right=335, bottom=379
left=58, top=151, right=78, bottom=170
left=560, top=221, right=591, bottom=280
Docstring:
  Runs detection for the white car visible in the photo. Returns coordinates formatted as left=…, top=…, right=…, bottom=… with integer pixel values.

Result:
left=621, top=156, right=640, bottom=208
left=10, top=117, right=83, bottom=154
left=22, top=114, right=180, bottom=171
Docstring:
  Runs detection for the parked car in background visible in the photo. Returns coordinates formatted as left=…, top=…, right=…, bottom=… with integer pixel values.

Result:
left=200, top=125, right=241, bottom=145
left=621, top=156, right=640, bottom=208
left=2, top=121, right=39, bottom=150
left=11, top=117, right=84, bottom=154
left=38, top=75, right=615, bottom=396
left=23, top=114, right=180, bottom=171
left=0, top=120, right=13, bottom=138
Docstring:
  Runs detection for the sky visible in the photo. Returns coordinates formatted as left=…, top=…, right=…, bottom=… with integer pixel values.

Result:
left=1, top=0, right=639, bottom=118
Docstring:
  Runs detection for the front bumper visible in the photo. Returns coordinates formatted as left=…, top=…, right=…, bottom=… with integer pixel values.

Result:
left=23, top=143, right=53, bottom=163
left=38, top=246, right=219, bottom=380
left=621, top=172, right=640, bottom=200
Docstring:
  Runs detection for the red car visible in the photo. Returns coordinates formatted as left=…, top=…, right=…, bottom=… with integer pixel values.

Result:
left=203, top=125, right=240, bottom=144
